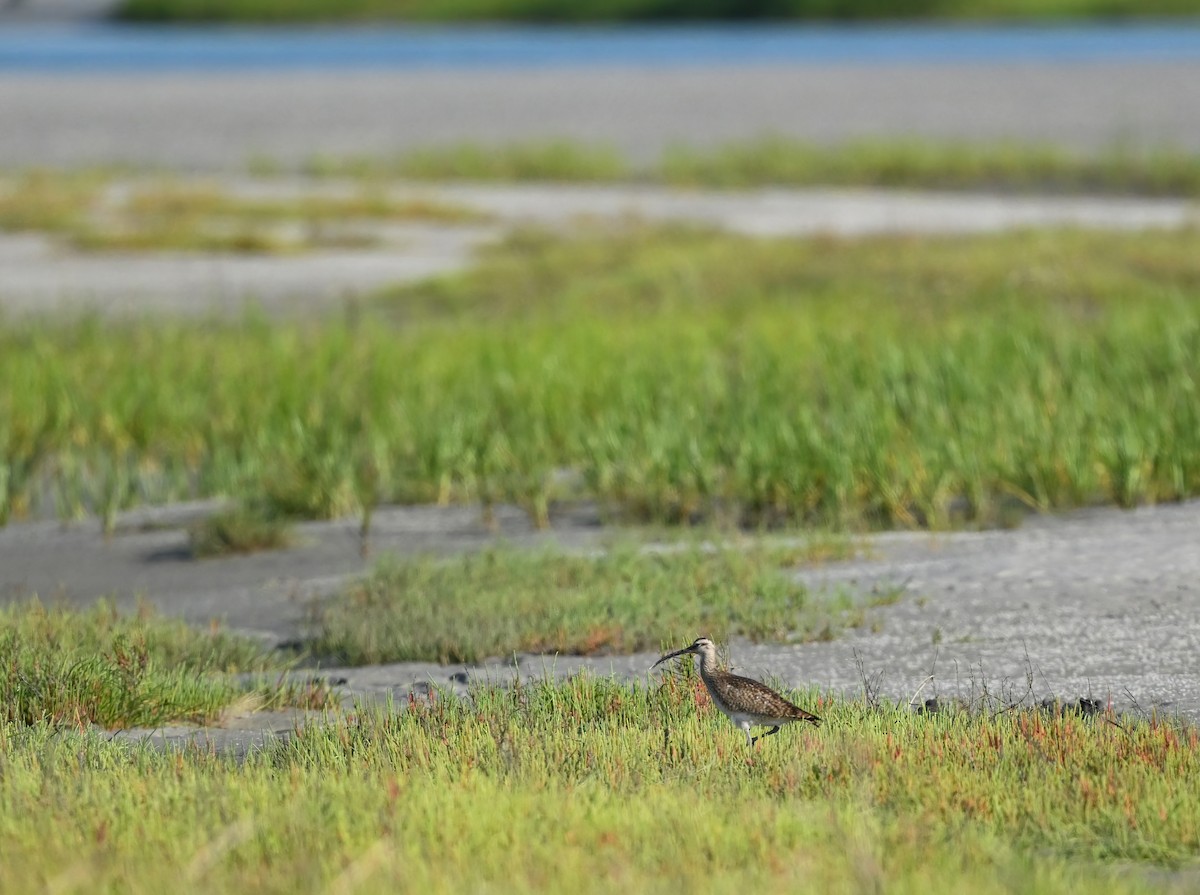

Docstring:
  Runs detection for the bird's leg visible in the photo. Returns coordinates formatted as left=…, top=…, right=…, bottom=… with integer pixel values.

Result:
left=742, top=722, right=755, bottom=748
left=758, top=725, right=782, bottom=741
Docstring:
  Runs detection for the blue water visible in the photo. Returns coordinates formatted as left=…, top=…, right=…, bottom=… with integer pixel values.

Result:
left=2, top=22, right=1200, bottom=72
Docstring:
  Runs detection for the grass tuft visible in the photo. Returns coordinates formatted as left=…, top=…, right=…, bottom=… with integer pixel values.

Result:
left=0, top=172, right=481, bottom=255
left=660, top=136, right=1200, bottom=195
left=312, top=539, right=858, bottom=664
left=307, top=139, right=628, bottom=182
left=0, top=601, right=318, bottom=728
left=189, top=506, right=295, bottom=558
left=293, top=136, right=1200, bottom=197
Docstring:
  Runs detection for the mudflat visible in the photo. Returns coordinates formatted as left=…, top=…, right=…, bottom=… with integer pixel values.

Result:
left=3, top=62, right=1200, bottom=171
left=5, top=498, right=1200, bottom=756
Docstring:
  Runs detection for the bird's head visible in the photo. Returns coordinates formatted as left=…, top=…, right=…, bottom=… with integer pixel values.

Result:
left=652, top=636, right=717, bottom=668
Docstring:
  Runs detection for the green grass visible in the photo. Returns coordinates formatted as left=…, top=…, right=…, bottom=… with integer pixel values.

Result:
left=306, top=138, right=628, bottom=182
left=189, top=506, right=296, bottom=558
left=115, top=0, right=1200, bottom=23
left=313, top=540, right=859, bottom=664
left=4, top=225, right=1200, bottom=530
left=6, top=138, right=1200, bottom=260
left=0, top=171, right=481, bottom=255
left=0, top=601, right=322, bottom=728
left=305, top=137, right=1200, bottom=196
left=658, top=136, right=1200, bottom=195
left=2, top=675, right=1198, bottom=893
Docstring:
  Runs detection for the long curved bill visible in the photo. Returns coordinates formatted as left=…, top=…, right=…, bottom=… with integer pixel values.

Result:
left=651, top=644, right=695, bottom=669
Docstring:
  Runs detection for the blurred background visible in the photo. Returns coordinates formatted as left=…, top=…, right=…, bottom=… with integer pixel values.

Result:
left=3, top=0, right=1200, bottom=170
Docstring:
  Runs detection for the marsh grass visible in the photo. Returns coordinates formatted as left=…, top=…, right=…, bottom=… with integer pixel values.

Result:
left=2, top=674, right=1198, bottom=893
left=307, top=139, right=628, bottom=182
left=0, top=601, right=314, bottom=728
left=4, top=226, right=1200, bottom=530
left=313, top=539, right=857, bottom=664
left=659, top=136, right=1200, bottom=195
left=0, top=173, right=480, bottom=254
left=0, top=170, right=105, bottom=233
left=189, top=505, right=296, bottom=558
left=300, top=136, right=1200, bottom=196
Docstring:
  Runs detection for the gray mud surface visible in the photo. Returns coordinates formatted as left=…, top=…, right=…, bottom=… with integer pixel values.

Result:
left=4, top=62, right=1200, bottom=171
left=5, top=499, right=1199, bottom=755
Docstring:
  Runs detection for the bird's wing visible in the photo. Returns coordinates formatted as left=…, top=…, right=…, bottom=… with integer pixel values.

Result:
left=715, top=672, right=822, bottom=724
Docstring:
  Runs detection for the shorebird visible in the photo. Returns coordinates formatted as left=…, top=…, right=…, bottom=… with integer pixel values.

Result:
left=652, top=637, right=822, bottom=747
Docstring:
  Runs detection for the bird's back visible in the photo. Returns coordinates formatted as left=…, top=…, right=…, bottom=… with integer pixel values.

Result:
left=702, top=669, right=822, bottom=725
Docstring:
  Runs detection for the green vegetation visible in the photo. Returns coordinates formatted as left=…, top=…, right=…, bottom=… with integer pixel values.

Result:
left=658, top=136, right=1200, bottom=195
left=116, top=0, right=1200, bottom=23
left=0, top=601, right=321, bottom=728
left=314, top=541, right=861, bottom=664
left=308, top=137, right=1200, bottom=196
left=0, top=171, right=480, bottom=255
left=3, top=675, right=1199, bottom=893
left=4, top=225, right=1200, bottom=530
left=307, top=139, right=628, bottom=182
left=189, top=506, right=296, bottom=558
left=5, top=138, right=1200, bottom=259
left=12, top=140, right=1200, bottom=201
left=1, top=559, right=1195, bottom=889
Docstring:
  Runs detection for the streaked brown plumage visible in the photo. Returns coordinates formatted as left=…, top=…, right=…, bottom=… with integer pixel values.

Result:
left=652, top=637, right=822, bottom=747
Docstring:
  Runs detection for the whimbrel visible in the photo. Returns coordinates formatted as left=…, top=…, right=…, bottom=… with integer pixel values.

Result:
left=652, top=637, right=822, bottom=746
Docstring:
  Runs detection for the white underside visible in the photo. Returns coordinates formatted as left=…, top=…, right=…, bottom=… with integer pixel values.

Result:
left=716, top=706, right=793, bottom=732
left=728, top=711, right=791, bottom=728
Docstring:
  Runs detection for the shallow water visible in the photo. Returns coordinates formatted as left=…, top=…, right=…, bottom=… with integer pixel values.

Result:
left=3, top=21, right=1200, bottom=72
